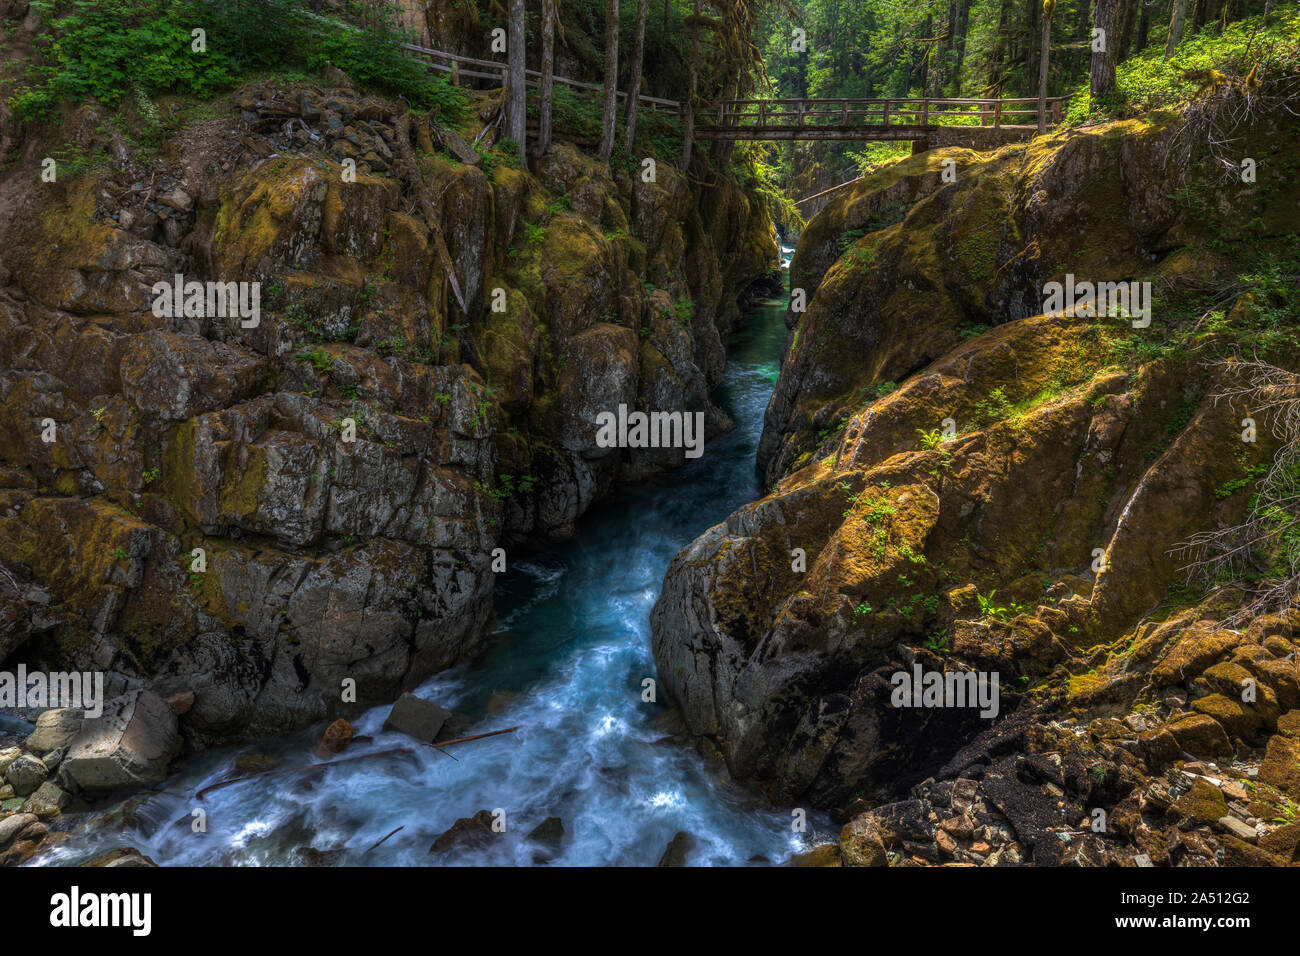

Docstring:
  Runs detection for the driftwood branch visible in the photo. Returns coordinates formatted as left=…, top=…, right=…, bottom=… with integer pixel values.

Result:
left=430, top=726, right=521, bottom=748
left=365, top=825, right=405, bottom=853
left=196, top=747, right=416, bottom=800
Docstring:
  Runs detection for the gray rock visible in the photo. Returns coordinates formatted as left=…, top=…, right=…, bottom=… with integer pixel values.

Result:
left=526, top=816, right=565, bottom=854
left=158, top=185, right=194, bottom=214
left=4, top=753, right=48, bottom=796
left=26, top=707, right=84, bottom=754
left=383, top=693, right=450, bottom=744
left=1216, top=816, right=1258, bottom=843
left=21, top=780, right=70, bottom=817
left=434, top=125, right=480, bottom=165
left=0, top=812, right=38, bottom=849
left=658, top=831, right=694, bottom=867
left=0, top=746, right=20, bottom=775
left=85, top=847, right=158, bottom=867
left=61, top=690, right=180, bottom=792
left=41, top=747, right=65, bottom=771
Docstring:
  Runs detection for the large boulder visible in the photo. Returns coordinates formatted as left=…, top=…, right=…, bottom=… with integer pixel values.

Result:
left=60, top=690, right=180, bottom=792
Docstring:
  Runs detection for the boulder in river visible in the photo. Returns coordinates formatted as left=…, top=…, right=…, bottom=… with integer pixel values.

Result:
left=60, top=690, right=180, bottom=792
left=0, top=813, right=48, bottom=867
left=383, top=693, right=450, bottom=744
left=315, top=718, right=354, bottom=757
left=657, top=830, right=693, bottom=866
left=84, top=847, right=159, bottom=867
left=526, top=816, right=565, bottom=861
left=430, top=809, right=498, bottom=854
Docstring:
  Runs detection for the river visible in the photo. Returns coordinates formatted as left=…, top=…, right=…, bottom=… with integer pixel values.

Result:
left=33, top=248, right=831, bottom=867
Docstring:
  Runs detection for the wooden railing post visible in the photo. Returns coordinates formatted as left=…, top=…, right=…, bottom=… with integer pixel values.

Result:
left=881, top=101, right=890, bottom=126
left=450, top=60, right=459, bottom=86
left=921, top=99, right=929, bottom=126
left=994, top=101, right=1002, bottom=127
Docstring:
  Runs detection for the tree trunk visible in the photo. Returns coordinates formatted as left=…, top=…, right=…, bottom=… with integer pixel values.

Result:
left=1136, top=0, right=1153, bottom=51
left=983, top=0, right=1012, bottom=93
left=953, top=0, right=973, bottom=88
left=918, top=14, right=932, bottom=94
left=1038, top=0, right=1052, bottom=133
left=506, top=0, right=526, bottom=165
left=623, top=0, right=649, bottom=152
left=937, top=0, right=957, bottom=94
left=681, top=0, right=699, bottom=168
left=537, top=0, right=556, bottom=156
left=1116, top=0, right=1137, bottom=60
left=1027, top=0, right=1040, bottom=97
left=599, top=0, right=620, bottom=161
left=1166, top=0, right=1189, bottom=55
left=1091, top=0, right=1119, bottom=97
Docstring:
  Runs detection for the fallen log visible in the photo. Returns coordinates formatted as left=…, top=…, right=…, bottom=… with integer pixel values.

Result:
left=196, top=748, right=416, bottom=800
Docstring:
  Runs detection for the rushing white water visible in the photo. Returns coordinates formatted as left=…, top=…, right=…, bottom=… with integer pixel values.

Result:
left=35, top=250, right=834, bottom=866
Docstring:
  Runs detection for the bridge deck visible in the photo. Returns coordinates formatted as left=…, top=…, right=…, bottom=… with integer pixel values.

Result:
left=402, top=45, right=1069, bottom=144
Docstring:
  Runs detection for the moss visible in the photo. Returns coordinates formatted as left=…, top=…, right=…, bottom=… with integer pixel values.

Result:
left=217, top=443, right=270, bottom=520
left=1174, top=777, right=1229, bottom=825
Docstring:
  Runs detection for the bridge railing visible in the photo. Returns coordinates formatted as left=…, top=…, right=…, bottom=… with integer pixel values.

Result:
left=708, top=96, right=1070, bottom=130
left=402, top=44, right=683, bottom=111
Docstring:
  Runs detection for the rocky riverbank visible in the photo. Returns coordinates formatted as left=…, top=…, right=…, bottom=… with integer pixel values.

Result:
left=651, top=89, right=1300, bottom=866
left=0, top=6, right=777, bottom=851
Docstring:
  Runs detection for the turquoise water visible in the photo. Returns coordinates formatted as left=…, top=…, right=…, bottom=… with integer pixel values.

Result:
left=36, top=259, right=831, bottom=866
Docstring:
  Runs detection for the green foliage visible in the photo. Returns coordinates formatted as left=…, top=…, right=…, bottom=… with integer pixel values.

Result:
left=15, top=0, right=466, bottom=121
left=916, top=426, right=950, bottom=450
left=1066, top=6, right=1300, bottom=122
left=523, top=222, right=547, bottom=246
left=299, top=345, right=333, bottom=374
left=976, top=590, right=1028, bottom=622
left=972, top=386, right=1014, bottom=426
left=734, top=141, right=804, bottom=231
left=847, top=142, right=909, bottom=176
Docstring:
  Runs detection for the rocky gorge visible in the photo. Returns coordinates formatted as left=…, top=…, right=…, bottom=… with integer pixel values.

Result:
left=2, top=0, right=1298, bottom=871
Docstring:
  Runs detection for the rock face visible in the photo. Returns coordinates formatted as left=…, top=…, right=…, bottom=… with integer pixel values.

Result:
left=758, top=112, right=1298, bottom=483
left=60, top=690, right=179, bottom=791
left=0, top=74, right=776, bottom=748
left=652, top=101, right=1300, bottom=866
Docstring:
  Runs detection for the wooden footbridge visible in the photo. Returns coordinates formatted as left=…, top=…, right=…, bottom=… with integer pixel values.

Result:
left=697, top=96, right=1070, bottom=141
left=403, top=44, right=1070, bottom=143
